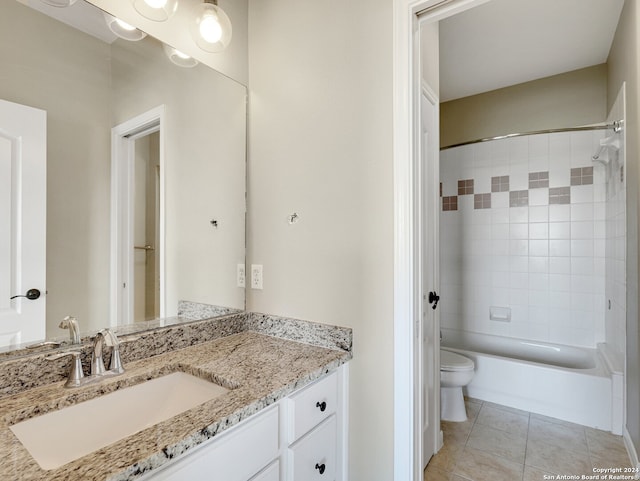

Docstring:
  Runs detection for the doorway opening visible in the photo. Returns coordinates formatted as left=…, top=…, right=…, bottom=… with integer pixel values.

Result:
left=110, top=106, right=165, bottom=327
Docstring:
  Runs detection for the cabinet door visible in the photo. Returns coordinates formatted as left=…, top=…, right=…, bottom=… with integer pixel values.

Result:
left=143, top=405, right=279, bottom=481
left=249, top=460, right=280, bottom=481
left=288, top=415, right=337, bottom=481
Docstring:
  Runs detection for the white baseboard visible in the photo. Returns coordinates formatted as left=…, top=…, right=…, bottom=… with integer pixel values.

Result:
left=623, top=427, right=640, bottom=479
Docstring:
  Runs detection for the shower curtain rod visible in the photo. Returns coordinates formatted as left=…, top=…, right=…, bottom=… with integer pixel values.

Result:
left=440, top=121, right=622, bottom=151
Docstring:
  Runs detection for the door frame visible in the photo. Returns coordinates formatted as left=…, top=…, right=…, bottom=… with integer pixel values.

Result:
left=392, top=1, right=489, bottom=479
left=110, top=105, right=166, bottom=326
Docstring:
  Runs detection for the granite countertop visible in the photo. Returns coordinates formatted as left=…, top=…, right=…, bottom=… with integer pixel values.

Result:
left=0, top=330, right=351, bottom=481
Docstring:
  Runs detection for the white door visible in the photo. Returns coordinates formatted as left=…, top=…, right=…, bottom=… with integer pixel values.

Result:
left=421, top=88, right=440, bottom=467
left=0, top=99, right=47, bottom=347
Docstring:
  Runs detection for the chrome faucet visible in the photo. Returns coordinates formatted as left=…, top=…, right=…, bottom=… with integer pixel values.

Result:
left=91, top=331, right=107, bottom=376
left=48, top=329, right=126, bottom=388
left=102, top=329, right=124, bottom=374
left=91, top=329, right=124, bottom=377
left=59, top=316, right=81, bottom=344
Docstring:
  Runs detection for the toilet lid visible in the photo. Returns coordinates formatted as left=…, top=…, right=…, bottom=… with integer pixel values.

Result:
left=440, top=350, right=474, bottom=372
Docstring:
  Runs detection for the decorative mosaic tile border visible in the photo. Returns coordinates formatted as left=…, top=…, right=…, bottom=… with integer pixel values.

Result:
left=441, top=169, right=594, bottom=211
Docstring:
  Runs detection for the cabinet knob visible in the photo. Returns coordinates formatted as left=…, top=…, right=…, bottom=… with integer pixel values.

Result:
left=315, top=463, right=326, bottom=474
left=316, top=401, right=327, bottom=412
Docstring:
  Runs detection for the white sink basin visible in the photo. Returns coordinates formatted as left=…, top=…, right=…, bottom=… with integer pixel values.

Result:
left=10, top=372, right=229, bottom=470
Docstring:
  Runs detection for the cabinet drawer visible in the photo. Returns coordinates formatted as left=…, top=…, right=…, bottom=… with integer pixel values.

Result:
left=249, top=460, right=280, bottom=481
left=288, top=415, right=337, bottom=481
left=287, top=371, right=337, bottom=442
left=145, top=405, right=279, bottom=481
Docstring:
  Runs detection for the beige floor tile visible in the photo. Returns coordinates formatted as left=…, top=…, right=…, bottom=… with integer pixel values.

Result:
left=530, top=412, right=586, bottom=430
left=453, top=447, right=524, bottom=481
left=525, top=437, right=592, bottom=475
left=528, top=416, right=588, bottom=454
left=476, top=404, right=529, bottom=437
left=483, top=401, right=530, bottom=417
left=442, top=419, right=473, bottom=446
left=467, top=423, right=527, bottom=463
left=523, top=466, right=556, bottom=481
left=585, top=428, right=630, bottom=467
left=465, top=398, right=482, bottom=422
left=450, top=475, right=472, bottom=481
left=429, top=440, right=465, bottom=472
left=424, top=463, right=451, bottom=481
left=591, top=454, right=633, bottom=471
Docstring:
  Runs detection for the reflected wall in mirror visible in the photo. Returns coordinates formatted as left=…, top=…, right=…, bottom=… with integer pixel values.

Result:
left=0, top=0, right=246, bottom=349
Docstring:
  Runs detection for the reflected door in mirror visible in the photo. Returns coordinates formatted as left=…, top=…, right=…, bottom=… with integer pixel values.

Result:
left=134, top=132, right=160, bottom=322
left=0, top=99, right=47, bottom=347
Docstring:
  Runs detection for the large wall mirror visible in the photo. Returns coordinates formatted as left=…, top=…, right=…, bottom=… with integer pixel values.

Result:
left=0, top=0, right=246, bottom=353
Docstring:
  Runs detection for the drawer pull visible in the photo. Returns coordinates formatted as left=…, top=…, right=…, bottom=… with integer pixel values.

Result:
left=316, top=401, right=327, bottom=412
left=315, top=463, right=326, bottom=474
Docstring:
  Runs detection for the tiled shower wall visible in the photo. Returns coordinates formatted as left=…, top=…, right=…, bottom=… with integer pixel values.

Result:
left=440, top=131, right=614, bottom=348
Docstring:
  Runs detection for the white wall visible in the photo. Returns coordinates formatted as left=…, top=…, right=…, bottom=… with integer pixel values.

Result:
left=440, top=130, right=610, bottom=347
left=247, top=0, right=394, bottom=479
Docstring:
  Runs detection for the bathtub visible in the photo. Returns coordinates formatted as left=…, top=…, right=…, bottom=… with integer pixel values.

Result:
left=441, top=328, right=617, bottom=432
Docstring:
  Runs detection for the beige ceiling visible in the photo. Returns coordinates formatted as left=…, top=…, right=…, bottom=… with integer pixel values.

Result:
left=439, top=0, right=625, bottom=102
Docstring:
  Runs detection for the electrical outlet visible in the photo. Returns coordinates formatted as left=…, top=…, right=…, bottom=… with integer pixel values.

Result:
left=237, top=264, right=246, bottom=288
left=251, top=264, right=263, bottom=290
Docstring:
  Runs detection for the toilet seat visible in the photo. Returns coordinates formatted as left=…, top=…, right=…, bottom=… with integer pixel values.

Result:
left=440, top=350, right=474, bottom=372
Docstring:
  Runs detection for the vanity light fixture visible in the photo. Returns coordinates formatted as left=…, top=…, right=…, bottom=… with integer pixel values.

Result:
left=103, top=13, right=148, bottom=41
left=190, top=0, right=232, bottom=53
left=132, top=0, right=178, bottom=22
left=39, top=0, right=77, bottom=6
left=162, top=44, right=199, bottom=68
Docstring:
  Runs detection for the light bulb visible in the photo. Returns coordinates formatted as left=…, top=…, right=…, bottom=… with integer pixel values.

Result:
left=162, top=43, right=199, bottom=68
left=190, top=2, right=232, bottom=53
left=132, top=0, right=177, bottom=22
left=39, top=0, right=78, bottom=6
left=144, top=0, right=167, bottom=7
left=115, top=19, right=137, bottom=31
left=104, top=13, right=147, bottom=41
left=200, top=14, right=223, bottom=44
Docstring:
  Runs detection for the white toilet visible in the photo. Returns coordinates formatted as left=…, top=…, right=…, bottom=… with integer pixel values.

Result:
left=440, top=349, right=475, bottom=422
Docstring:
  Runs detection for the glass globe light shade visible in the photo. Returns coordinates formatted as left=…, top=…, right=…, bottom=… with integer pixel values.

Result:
left=103, top=13, right=147, bottom=42
left=162, top=44, right=199, bottom=68
left=132, top=0, right=178, bottom=22
left=39, top=0, right=77, bottom=6
left=190, top=2, right=232, bottom=53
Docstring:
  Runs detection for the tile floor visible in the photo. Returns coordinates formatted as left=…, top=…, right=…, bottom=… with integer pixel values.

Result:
left=425, top=398, right=633, bottom=481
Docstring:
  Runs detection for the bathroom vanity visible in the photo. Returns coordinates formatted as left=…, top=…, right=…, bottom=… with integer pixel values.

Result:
left=0, top=313, right=352, bottom=481
left=140, top=368, right=346, bottom=481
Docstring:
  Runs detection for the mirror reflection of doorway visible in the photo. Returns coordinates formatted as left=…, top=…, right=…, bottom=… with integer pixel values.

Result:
left=111, top=105, right=165, bottom=328
left=133, top=132, right=160, bottom=322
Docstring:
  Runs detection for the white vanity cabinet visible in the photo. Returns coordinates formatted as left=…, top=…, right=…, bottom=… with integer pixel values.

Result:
left=139, top=364, right=348, bottom=481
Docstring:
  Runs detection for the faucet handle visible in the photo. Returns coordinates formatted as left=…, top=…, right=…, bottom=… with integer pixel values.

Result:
left=46, top=350, right=85, bottom=388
